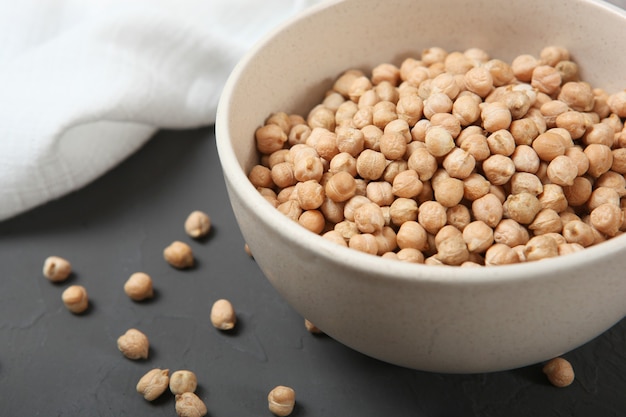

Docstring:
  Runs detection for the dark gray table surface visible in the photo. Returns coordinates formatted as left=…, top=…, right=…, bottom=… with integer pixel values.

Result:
left=1, top=126, right=625, bottom=416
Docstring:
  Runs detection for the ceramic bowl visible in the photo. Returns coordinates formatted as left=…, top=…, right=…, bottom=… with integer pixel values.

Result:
left=216, top=0, right=626, bottom=372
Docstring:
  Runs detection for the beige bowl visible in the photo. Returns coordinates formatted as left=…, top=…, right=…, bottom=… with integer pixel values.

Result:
left=216, top=0, right=626, bottom=373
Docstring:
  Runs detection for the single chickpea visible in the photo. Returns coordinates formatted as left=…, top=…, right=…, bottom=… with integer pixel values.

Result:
left=442, top=148, right=476, bottom=179
left=558, top=242, right=585, bottom=256
left=375, top=81, right=400, bottom=103
left=411, top=118, right=431, bottom=142
left=396, top=94, right=424, bottom=126
left=529, top=209, right=563, bottom=235
left=462, top=221, right=494, bottom=253
left=540, top=100, right=569, bottom=128
left=249, top=165, right=274, bottom=188
left=510, top=118, right=540, bottom=146
left=295, top=180, right=324, bottom=210
left=445, top=51, right=475, bottom=75
left=424, top=92, right=454, bottom=119
left=322, top=230, right=348, bottom=247
left=175, top=392, right=208, bottom=417
left=436, top=234, right=470, bottom=266
left=43, top=255, right=72, bottom=282
left=322, top=92, right=345, bottom=112
left=430, top=112, right=462, bottom=138
left=210, top=299, right=237, bottom=330
left=184, top=210, right=211, bottom=239
left=366, top=181, right=395, bottom=206
left=510, top=172, right=543, bottom=196
left=348, top=233, right=378, bottom=255
left=611, top=149, right=626, bottom=174
left=590, top=203, right=623, bottom=236
left=353, top=106, right=374, bottom=129
left=447, top=204, right=472, bottom=231
left=333, top=69, right=365, bottom=97
left=288, top=124, right=312, bottom=146
left=169, top=370, right=198, bottom=395
left=425, top=126, right=455, bottom=157
left=347, top=75, right=373, bottom=102
left=493, top=219, right=530, bottom=247
left=329, top=152, right=357, bottom=176
left=557, top=81, right=594, bottom=112
left=472, top=193, right=504, bottom=228
left=293, top=155, right=324, bottom=183
left=562, top=220, right=595, bottom=247
left=124, top=272, right=154, bottom=301
left=546, top=155, right=578, bottom=186
left=531, top=65, right=562, bottom=96
left=407, top=147, right=438, bottom=180
left=298, top=210, right=325, bottom=234
left=486, top=129, right=516, bottom=156
left=555, top=111, right=588, bottom=140
left=356, top=149, right=387, bottom=180
left=539, top=184, right=569, bottom=213
left=504, top=192, right=542, bottom=225
left=354, top=202, right=385, bottom=234
left=464, top=66, right=493, bottom=98
left=271, top=162, right=296, bottom=189
left=452, top=94, right=481, bottom=126
left=379, top=132, right=407, bottom=160
left=484, top=59, right=515, bottom=86
left=460, top=133, right=491, bottom=162
left=62, top=285, right=89, bottom=314
left=596, top=171, right=626, bottom=196
left=418, top=201, right=448, bottom=235
left=164, top=241, right=194, bottom=269
left=343, top=195, right=371, bottom=222
left=511, top=54, right=539, bottom=82
left=463, top=173, right=491, bottom=201
left=434, top=225, right=462, bottom=247
left=268, top=385, right=296, bottom=417
left=585, top=143, right=613, bottom=178
left=136, top=368, right=170, bottom=401
left=502, top=90, right=532, bottom=120
left=372, top=100, right=398, bottom=128
left=307, top=104, right=335, bottom=131
left=587, top=186, right=620, bottom=211
left=392, top=169, right=423, bottom=198
left=532, top=131, right=566, bottom=162
left=396, top=221, right=429, bottom=251
left=371, top=63, right=401, bottom=85
left=277, top=200, right=302, bottom=222
left=334, top=220, right=359, bottom=241
left=325, top=171, right=357, bottom=203
left=117, top=328, right=149, bottom=360
left=336, top=125, right=365, bottom=157
left=396, top=248, right=425, bottom=263
left=389, top=198, right=418, bottom=226
left=255, top=124, right=287, bottom=155
left=540, top=45, right=570, bottom=66
left=564, top=146, right=589, bottom=176
left=480, top=101, right=512, bottom=132
left=433, top=177, right=465, bottom=207
left=484, top=243, right=520, bottom=266
left=607, top=90, right=626, bottom=117
left=543, top=357, right=575, bottom=388
left=482, top=154, right=516, bottom=186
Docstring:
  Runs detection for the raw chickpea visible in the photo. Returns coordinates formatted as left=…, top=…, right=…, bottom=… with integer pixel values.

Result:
left=407, top=147, right=438, bottom=180
left=366, top=181, right=395, bottom=206
left=336, top=125, right=365, bottom=157
left=564, top=146, right=589, bottom=176
left=493, top=219, right=530, bottom=247
left=546, top=155, right=578, bottom=186
left=392, top=169, right=423, bottom=198
left=540, top=100, right=569, bottom=128
left=562, top=220, right=595, bottom=247
left=484, top=243, right=520, bottom=266
left=335, top=220, right=359, bottom=241
left=334, top=69, right=365, bottom=97
left=354, top=202, right=385, bottom=233
left=43, top=255, right=72, bottom=282
left=590, top=203, right=622, bottom=236
left=510, top=118, right=540, bottom=146
left=436, top=234, right=469, bottom=265
left=379, top=132, right=407, bottom=160
left=587, top=186, right=620, bottom=211
left=175, top=392, right=208, bottom=417
left=540, top=45, right=570, bottom=66
left=524, top=234, right=559, bottom=261
left=434, top=177, right=465, bottom=207
left=463, top=173, right=491, bottom=201
left=611, top=148, right=626, bottom=174
left=184, top=210, right=211, bottom=239
left=452, top=94, right=481, bottom=126
left=325, top=171, right=357, bottom=203
left=584, top=143, right=614, bottom=178
left=62, top=285, right=89, bottom=314
left=256, top=124, right=287, bottom=154
left=249, top=165, right=274, bottom=188
left=396, top=94, right=424, bottom=126
left=210, top=299, right=237, bottom=330
left=447, top=204, right=472, bottom=231
left=435, top=225, right=462, bottom=247
left=288, top=124, right=312, bottom=146
left=117, top=328, right=149, bottom=360
left=607, top=90, right=626, bottom=117
left=396, top=221, right=429, bottom=251
left=356, top=149, right=387, bottom=180
left=124, top=272, right=154, bottom=301
left=543, top=357, right=575, bottom=388
left=396, top=248, right=425, bottom=263
left=539, top=184, right=569, bottom=213
left=482, top=154, right=516, bottom=186
left=480, top=101, right=512, bottom=132
left=389, top=198, right=418, bottom=225
left=163, top=241, right=194, bottom=269
left=511, top=54, right=538, bottom=82
left=372, top=63, right=400, bottom=85
left=304, top=318, right=324, bottom=334
left=348, top=233, right=378, bottom=255
left=277, top=200, right=302, bottom=222
left=531, top=65, right=562, bottom=95
left=136, top=368, right=170, bottom=401
left=442, top=148, right=475, bottom=179
left=343, top=195, right=371, bottom=221
left=444, top=51, right=474, bottom=75
left=472, top=193, right=503, bottom=228
left=502, top=90, right=532, bottom=120
left=555, top=111, right=588, bottom=140
left=430, top=112, right=461, bottom=138
left=558, top=82, right=595, bottom=112
left=510, top=172, right=543, bottom=196
left=169, top=370, right=198, bottom=395
left=322, top=230, right=348, bottom=246
left=307, top=104, right=335, bottom=131
left=268, top=385, right=296, bottom=417
left=462, top=221, right=494, bottom=253
left=266, top=112, right=291, bottom=134
left=348, top=75, right=373, bottom=102
left=529, top=209, right=562, bottom=235
left=556, top=60, right=579, bottom=83
left=532, top=131, right=566, bottom=162
left=504, top=192, right=541, bottom=225
left=271, top=162, right=297, bottom=189
left=424, top=93, right=453, bottom=119
left=294, top=155, right=324, bottom=182
left=484, top=59, right=515, bottom=87
left=460, top=133, right=491, bottom=162
left=295, top=180, right=324, bottom=210
left=353, top=106, right=374, bottom=128
left=418, top=201, right=448, bottom=235
left=425, top=126, right=455, bottom=157
left=464, top=66, right=493, bottom=98
left=487, top=129, right=516, bottom=156
left=372, top=100, right=398, bottom=128
left=298, top=210, right=325, bottom=234
left=558, top=242, right=585, bottom=256
left=375, top=81, right=400, bottom=103
left=596, top=171, right=626, bottom=196
left=329, top=152, right=357, bottom=176
left=322, top=92, right=345, bottom=112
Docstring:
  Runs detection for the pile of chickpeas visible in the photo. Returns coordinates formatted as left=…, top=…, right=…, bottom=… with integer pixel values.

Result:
left=249, top=46, right=626, bottom=267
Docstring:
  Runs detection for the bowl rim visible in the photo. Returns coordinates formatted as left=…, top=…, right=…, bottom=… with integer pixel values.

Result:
left=216, top=0, right=626, bottom=287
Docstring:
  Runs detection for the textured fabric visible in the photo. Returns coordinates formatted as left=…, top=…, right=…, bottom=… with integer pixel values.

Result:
left=0, top=0, right=323, bottom=220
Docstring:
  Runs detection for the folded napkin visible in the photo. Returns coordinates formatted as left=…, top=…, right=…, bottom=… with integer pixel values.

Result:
left=0, top=0, right=323, bottom=221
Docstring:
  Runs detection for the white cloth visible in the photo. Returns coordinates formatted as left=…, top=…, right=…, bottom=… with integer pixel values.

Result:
left=0, top=0, right=323, bottom=221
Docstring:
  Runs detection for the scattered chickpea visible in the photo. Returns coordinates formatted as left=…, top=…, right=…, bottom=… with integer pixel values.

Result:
left=43, top=255, right=72, bottom=282
left=136, top=368, right=170, bottom=401
left=304, top=318, right=324, bottom=334
left=62, top=285, right=89, bottom=314
left=117, top=328, right=149, bottom=360
left=175, top=392, right=208, bottom=417
left=210, top=299, right=237, bottom=331
left=124, top=272, right=154, bottom=301
left=169, top=370, right=198, bottom=395
left=543, top=357, right=575, bottom=388
left=184, top=210, right=211, bottom=239
left=164, top=241, right=194, bottom=269
left=268, top=385, right=296, bottom=417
